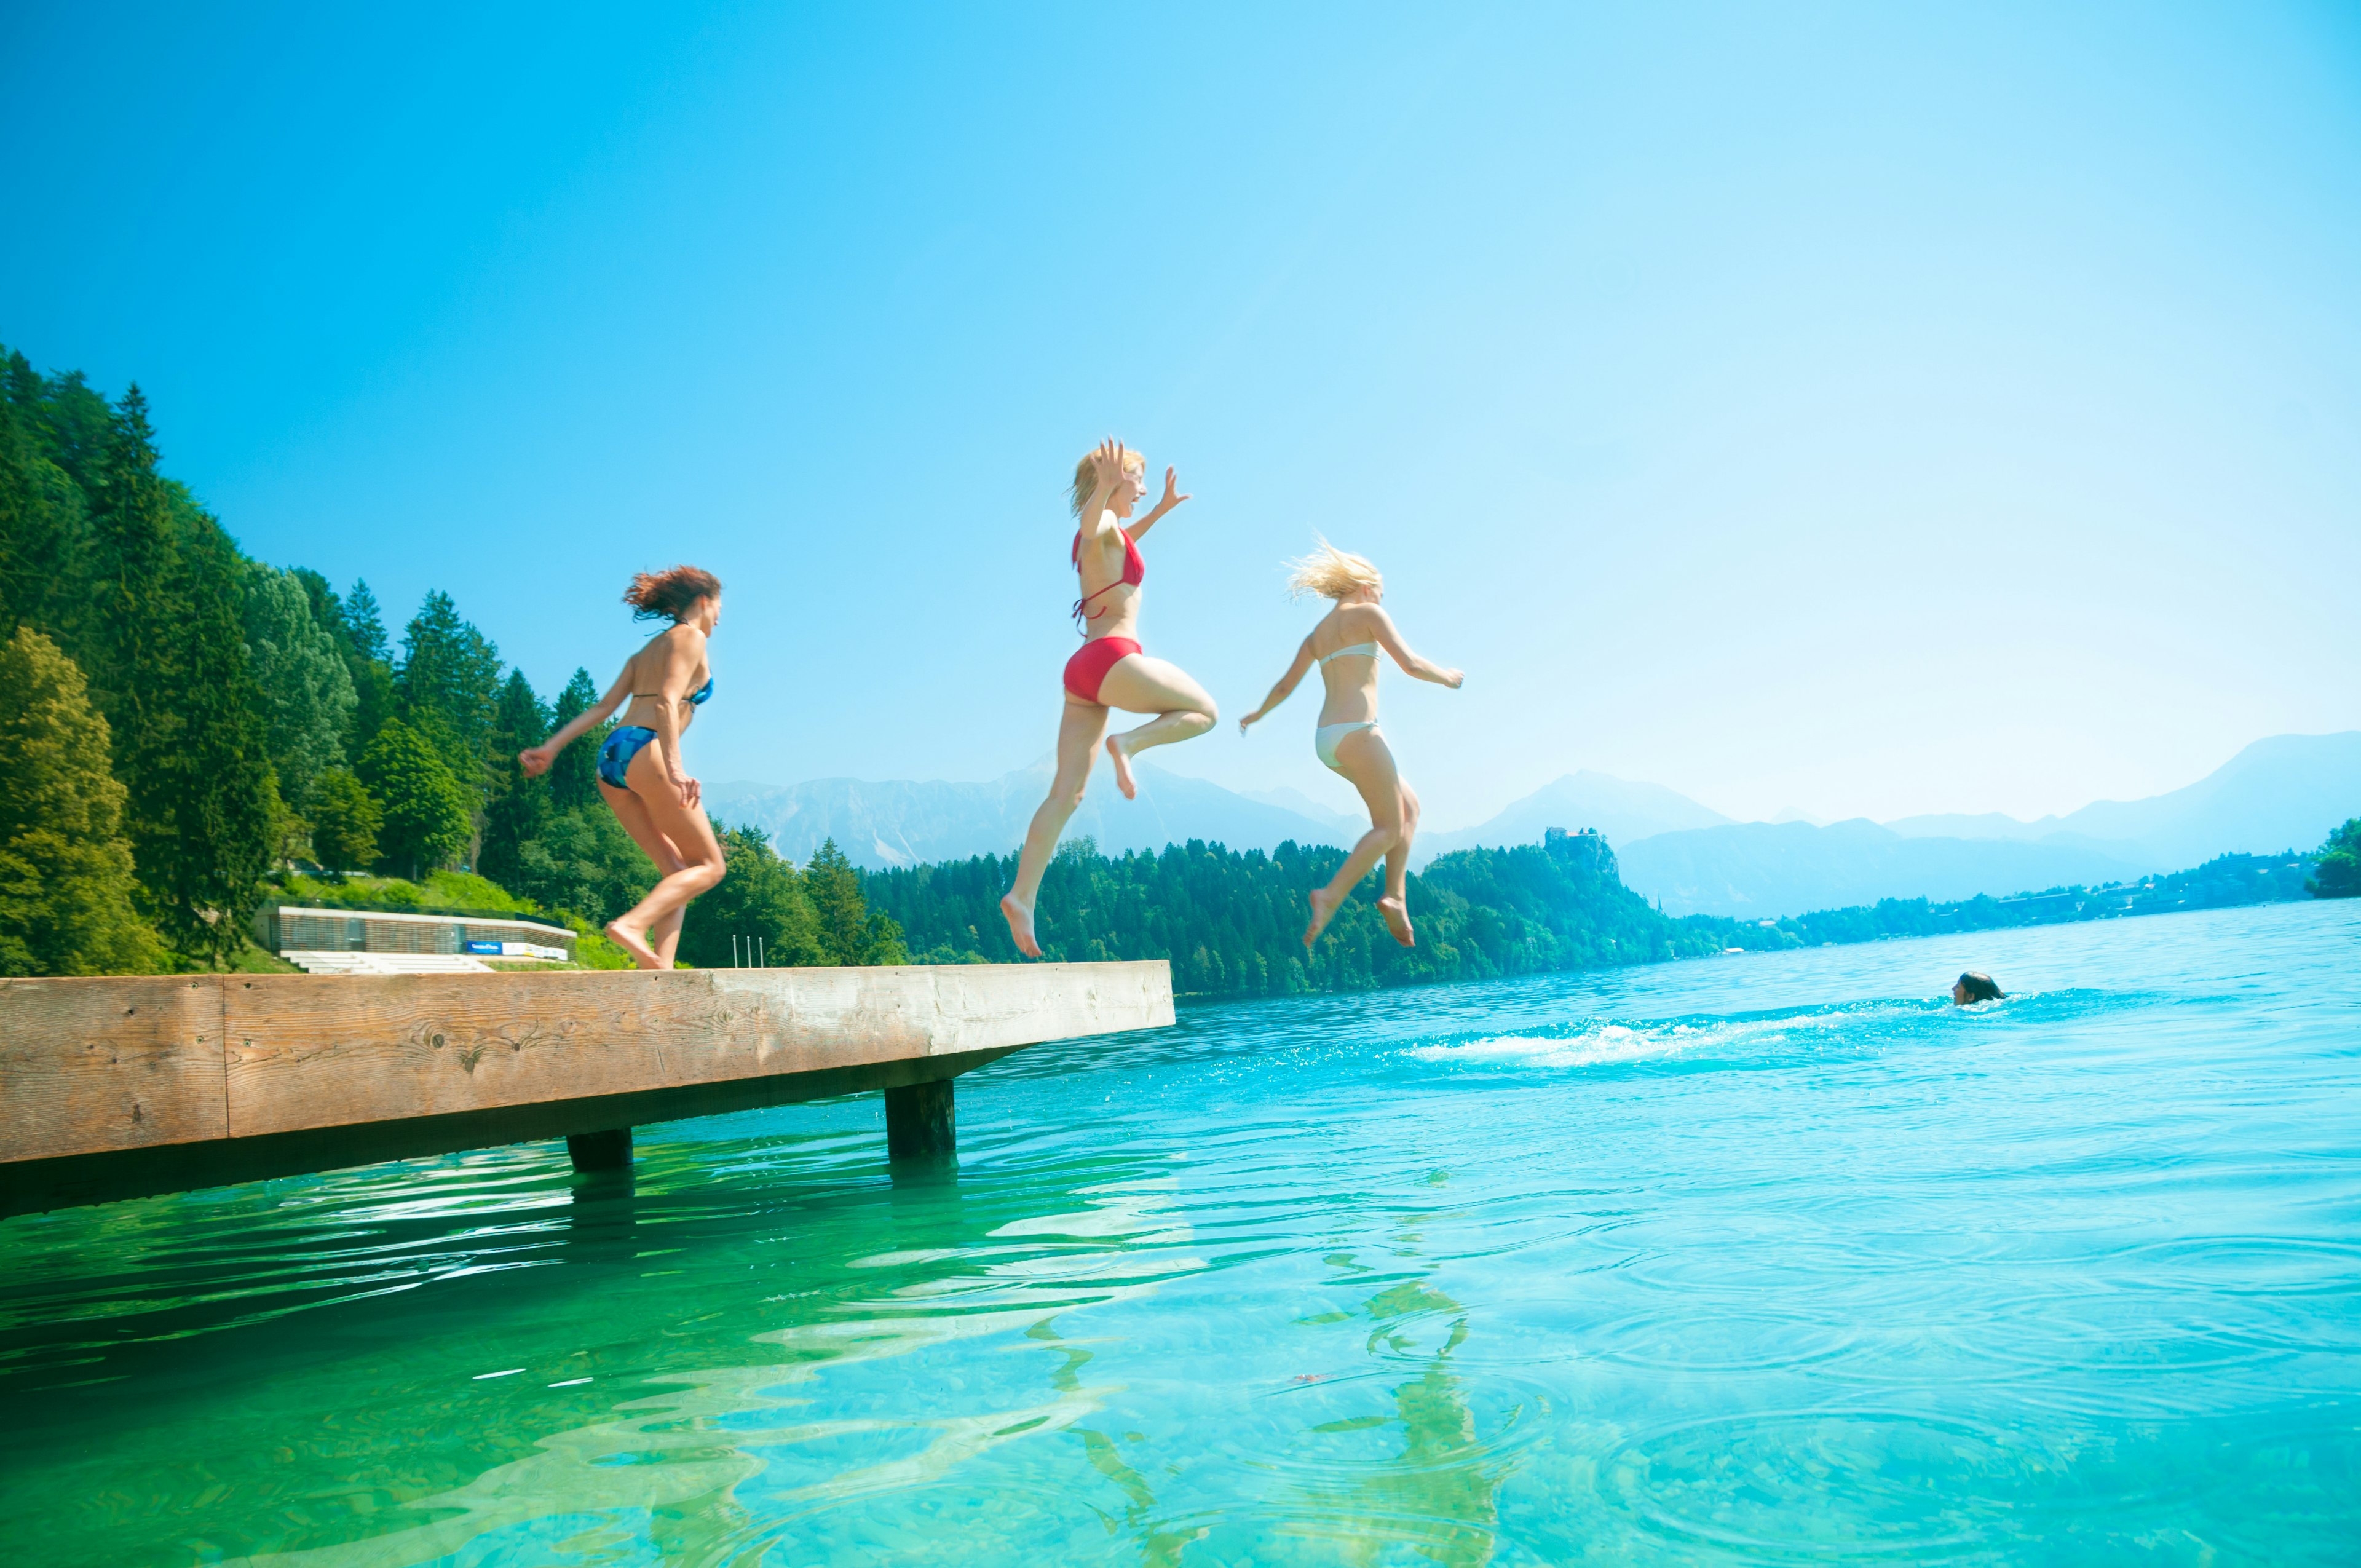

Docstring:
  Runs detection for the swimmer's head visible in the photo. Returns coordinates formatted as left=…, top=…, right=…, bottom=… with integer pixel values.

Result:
left=1070, top=443, right=1149, bottom=518
left=1951, top=971, right=2004, bottom=1005
left=1285, top=537, right=1384, bottom=603
left=624, top=564, right=723, bottom=628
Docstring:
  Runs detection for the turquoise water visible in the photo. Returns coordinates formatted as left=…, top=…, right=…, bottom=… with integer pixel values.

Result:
left=3, top=899, right=2357, bottom=1565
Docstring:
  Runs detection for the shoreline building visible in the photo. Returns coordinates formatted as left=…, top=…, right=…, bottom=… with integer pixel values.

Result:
left=254, top=901, right=577, bottom=975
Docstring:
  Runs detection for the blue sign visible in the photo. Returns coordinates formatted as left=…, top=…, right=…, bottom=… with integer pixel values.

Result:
left=463, top=940, right=503, bottom=955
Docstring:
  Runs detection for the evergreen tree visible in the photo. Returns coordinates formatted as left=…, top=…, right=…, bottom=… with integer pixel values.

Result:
left=240, top=561, right=356, bottom=809
left=0, top=350, right=97, bottom=657
left=679, top=824, right=823, bottom=967
left=396, top=590, right=502, bottom=786
left=2309, top=819, right=2360, bottom=900
left=478, top=669, right=555, bottom=892
left=309, top=768, right=382, bottom=876
left=866, top=831, right=1706, bottom=996
left=18, top=364, right=116, bottom=495
left=290, top=566, right=345, bottom=643
left=339, top=578, right=396, bottom=761
left=344, top=579, right=389, bottom=662
left=87, top=387, right=273, bottom=963
left=547, top=666, right=606, bottom=812
left=492, top=668, right=551, bottom=751
left=803, top=837, right=906, bottom=965
left=502, top=806, right=654, bottom=922
left=0, top=627, right=162, bottom=975
left=358, top=717, right=472, bottom=879
left=478, top=775, right=550, bottom=892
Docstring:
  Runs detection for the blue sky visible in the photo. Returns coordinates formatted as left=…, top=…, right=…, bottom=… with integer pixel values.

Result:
left=6, top=2, right=2357, bottom=830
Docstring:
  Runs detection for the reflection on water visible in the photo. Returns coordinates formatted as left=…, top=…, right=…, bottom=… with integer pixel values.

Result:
left=3, top=900, right=2360, bottom=1565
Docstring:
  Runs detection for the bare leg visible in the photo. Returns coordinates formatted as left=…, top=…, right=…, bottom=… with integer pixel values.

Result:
left=648, top=871, right=689, bottom=965
left=1307, top=728, right=1407, bottom=948
left=1379, top=782, right=1420, bottom=946
left=1001, top=695, right=1109, bottom=957
left=1094, top=655, right=1217, bottom=801
left=598, top=740, right=726, bottom=970
left=598, top=785, right=689, bottom=968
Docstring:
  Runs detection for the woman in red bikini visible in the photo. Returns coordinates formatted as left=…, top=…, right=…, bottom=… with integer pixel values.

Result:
left=1000, top=438, right=1217, bottom=956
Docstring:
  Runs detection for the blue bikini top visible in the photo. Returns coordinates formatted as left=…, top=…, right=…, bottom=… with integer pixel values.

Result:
left=631, top=674, right=714, bottom=707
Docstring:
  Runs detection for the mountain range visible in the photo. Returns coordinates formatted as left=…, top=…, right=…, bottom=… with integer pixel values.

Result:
left=707, top=731, right=2361, bottom=919
left=703, top=761, right=1350, bottom=869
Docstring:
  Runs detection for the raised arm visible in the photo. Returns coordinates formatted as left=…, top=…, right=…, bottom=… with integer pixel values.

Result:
left=1369, top=607, right=1465, bottom=689
left=518, top=663, right=634, bottom=776
left=1125, top=465, right=1193, bottom=545
left=1237, top=635, right=1319, bottom=734
left=1077, top=437, right=1129, bottom=549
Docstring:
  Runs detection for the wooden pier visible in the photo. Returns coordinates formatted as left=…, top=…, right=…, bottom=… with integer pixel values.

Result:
left=0, top=961, right=1173, bottom=1218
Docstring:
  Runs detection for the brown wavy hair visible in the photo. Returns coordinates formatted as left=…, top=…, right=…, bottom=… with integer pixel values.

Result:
left=623, top=564, right=722, bottom=622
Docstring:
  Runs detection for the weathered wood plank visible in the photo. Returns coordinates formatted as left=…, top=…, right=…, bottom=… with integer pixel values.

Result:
left=218, top=962, right=1171, bottom=1139
left=1, top=1044, right=1022, bottom=1216
left=0, top=976, right=226, bottom=1160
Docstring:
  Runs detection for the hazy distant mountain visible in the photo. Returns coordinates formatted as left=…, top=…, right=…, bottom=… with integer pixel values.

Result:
left=1412, top=770, right=1732, bottom=865
left=706, top=731, right=2359, bottom=904
left=1884, top=732, right=2361, bottom=869
left=704, top=761, right=1350, bottom=870
left=1618, top=820, right=2150, bottom=918
left=1236, top=785, right=1365, bottom=837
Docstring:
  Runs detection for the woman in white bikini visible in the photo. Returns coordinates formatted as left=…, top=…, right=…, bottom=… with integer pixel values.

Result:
left=1238, top=540, right=1463, bottom=949
left=519, top=565, right=727, bottom=969
left=1000, top=438, right=1219, bottom=957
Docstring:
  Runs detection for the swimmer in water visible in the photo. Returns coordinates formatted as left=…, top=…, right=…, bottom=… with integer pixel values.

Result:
left=1238, top=539, right=1463, bottom=949
left=1952, top=971, right=2005, bottom=1004
left=520, top=566, right=726, bottom=969
left=1000, top=439, right=1217, bottom=957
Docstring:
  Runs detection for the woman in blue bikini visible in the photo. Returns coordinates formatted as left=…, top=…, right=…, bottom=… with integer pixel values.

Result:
left=1238, top=541, right=1463, bottom=949
left=520, top=565, right=726, bottom=969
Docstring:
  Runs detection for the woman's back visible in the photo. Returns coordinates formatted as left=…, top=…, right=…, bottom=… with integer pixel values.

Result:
left=618, top=624, right=710, bottom=732
left=1311, top=603, right=1384, bottom=724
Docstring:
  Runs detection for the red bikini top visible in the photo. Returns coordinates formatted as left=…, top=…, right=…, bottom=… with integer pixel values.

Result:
left=1071, top=526, right=1145, bottom=633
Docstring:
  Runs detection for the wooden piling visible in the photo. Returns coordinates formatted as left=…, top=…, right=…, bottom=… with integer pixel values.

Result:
left=884, top=1079, right=956, bottom=1160
left=566, top=1128, right=633, bottom=1172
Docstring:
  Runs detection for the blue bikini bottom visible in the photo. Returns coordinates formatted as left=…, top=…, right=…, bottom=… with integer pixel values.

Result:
left=598, top=726, right=658, bottom=789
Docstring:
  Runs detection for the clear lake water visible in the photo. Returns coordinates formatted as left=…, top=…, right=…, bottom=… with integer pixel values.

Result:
left=2, top=898, right=2357, bottom=1565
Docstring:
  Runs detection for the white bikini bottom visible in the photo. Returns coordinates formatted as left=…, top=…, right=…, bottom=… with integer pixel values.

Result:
left=1315, top=720, right=1380, bottom=772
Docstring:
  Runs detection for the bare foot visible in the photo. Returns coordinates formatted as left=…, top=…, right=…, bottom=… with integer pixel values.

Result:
left=1105, top=735, right=1137, bottom=800
left=1303, top=887, right=1341, bottom=949
left=605, top=920, right=662, bottom=970
left=1378, top=895, right=1415, bottom=948
left=999, top=892, right=1041, bottom=958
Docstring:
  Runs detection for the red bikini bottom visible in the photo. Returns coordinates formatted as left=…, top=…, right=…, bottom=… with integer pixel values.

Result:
left=1062, top=636, right=1141, bottom=703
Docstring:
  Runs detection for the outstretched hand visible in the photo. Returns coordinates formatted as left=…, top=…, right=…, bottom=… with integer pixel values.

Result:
left=1443, top=668, right=1466, bottom=689
left=1093, top=437, right=1129, bottom=494
left=1238, top=710, right=1263, bottom=735
left=1158, top=466, right=1191, bottom=513
left=518, top=745, right=554, bottom=777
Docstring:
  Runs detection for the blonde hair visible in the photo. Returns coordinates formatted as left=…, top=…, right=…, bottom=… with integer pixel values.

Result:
left=1285, top=537, right=1383, bottom=600
left=1069, top=445, right=1147, bottom=517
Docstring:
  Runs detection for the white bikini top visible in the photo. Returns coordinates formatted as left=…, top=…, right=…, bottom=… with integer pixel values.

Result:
left=1319, top=641, right=1378, bottom=666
